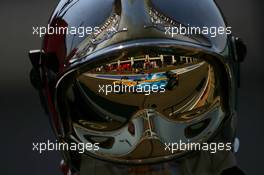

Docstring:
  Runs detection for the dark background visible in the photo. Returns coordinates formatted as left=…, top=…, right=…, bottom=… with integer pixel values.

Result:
left=0, top=0, right=263, bottom=174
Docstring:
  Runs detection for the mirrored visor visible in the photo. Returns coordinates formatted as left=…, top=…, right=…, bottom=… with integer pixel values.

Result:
left=60, top=48, right=228, bottom=133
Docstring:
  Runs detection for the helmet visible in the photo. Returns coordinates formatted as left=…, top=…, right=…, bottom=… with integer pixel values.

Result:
left=29, top=0, right=246, bottom=173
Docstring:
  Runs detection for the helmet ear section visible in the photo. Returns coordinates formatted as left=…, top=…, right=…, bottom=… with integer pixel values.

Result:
left=235, top=37, right=247, bottom=63
left=28, top=50, right=49, bottom=114
left=231, top=36, right=247, bottom=88
left=232, top=36, right=247, bottom=63
left=28, top=50, right=46, bottom=90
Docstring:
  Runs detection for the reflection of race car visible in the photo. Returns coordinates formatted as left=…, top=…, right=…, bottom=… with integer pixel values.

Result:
left=135, top=73, right=168, bottom=91
left=113, top=71, right=179, bottom=91
left=113, top=76, right=138, bottom=87
left=165, top=71, right=180, bottom=90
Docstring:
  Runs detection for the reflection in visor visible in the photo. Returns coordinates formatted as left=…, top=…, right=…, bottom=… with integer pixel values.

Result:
left=63, top=52, right=226, bottom=163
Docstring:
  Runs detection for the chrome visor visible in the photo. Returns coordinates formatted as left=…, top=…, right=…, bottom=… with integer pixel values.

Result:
left=57, top=47, right=228, bottom=164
